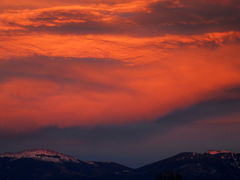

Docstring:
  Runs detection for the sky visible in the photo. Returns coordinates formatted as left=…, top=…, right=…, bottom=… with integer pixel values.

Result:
left=0, top=0, right=240, bottom=167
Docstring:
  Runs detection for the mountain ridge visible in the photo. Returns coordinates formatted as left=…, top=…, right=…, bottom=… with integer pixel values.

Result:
left=0, top=149, right=239, bottom=180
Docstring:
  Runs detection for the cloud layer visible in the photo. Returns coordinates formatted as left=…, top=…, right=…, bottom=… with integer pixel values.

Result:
left=1, top=0, right=240, bottom=36
left=0, top=0, right=239, bottom=133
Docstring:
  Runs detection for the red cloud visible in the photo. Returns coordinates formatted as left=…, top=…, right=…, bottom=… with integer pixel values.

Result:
left=1, top=0, right=239, bottom=36
left=0, top=0, right=239, bottom=133
left=0, top=43, right=239, bottom=132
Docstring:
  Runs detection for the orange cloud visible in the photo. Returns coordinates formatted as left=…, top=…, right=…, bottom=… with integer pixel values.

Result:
left=1, top=0, right=239, bottom=36
left=0, top=0, right=239, bottom=133
left=0, top=43, right=239, bottom=132
left=0, top=31, right=239, bottom=62
left=0, top=0, right=156, bottom=11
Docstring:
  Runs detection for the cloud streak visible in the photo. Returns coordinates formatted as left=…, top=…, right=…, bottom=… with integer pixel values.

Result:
left=1, top=0, right=239, bottom=36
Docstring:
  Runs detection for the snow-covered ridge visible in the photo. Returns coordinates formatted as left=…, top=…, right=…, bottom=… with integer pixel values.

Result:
left=207, top=150, right=234, bottom=155
left=0, top=149, right=80, bottom=163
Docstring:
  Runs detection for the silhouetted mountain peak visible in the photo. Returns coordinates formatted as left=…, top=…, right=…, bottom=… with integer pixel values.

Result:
left=136, top=150, right=240, bottom=180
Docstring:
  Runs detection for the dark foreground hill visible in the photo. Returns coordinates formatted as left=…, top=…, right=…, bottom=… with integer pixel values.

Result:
left=0, top=149, right=239, bottom=180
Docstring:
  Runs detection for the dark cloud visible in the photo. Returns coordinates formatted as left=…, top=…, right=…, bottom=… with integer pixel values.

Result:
left=133, top=0, right=240, bottom=35
left=26, top=10, right=124, bottom=35
left=156, top=94, right=240, bottom=127
left=0, top=8, right=126, bottom=35
left=26, top=21, right=121, bottom=35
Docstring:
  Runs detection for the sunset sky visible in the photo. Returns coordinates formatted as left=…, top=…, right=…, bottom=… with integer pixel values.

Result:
left=0, top=0, right=240, bottom=167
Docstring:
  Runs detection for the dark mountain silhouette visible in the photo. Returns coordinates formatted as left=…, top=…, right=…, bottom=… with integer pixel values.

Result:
left=0, top=149, right=239, bottom=180
left=134, top=150, right=240, bottom=180
left=0, top=149, right=131, bottom=180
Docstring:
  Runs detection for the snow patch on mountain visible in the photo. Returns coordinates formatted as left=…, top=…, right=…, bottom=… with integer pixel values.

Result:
left=207, top=150, right=233, bottom=155
left=0, top=149, right=80, bottom=163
